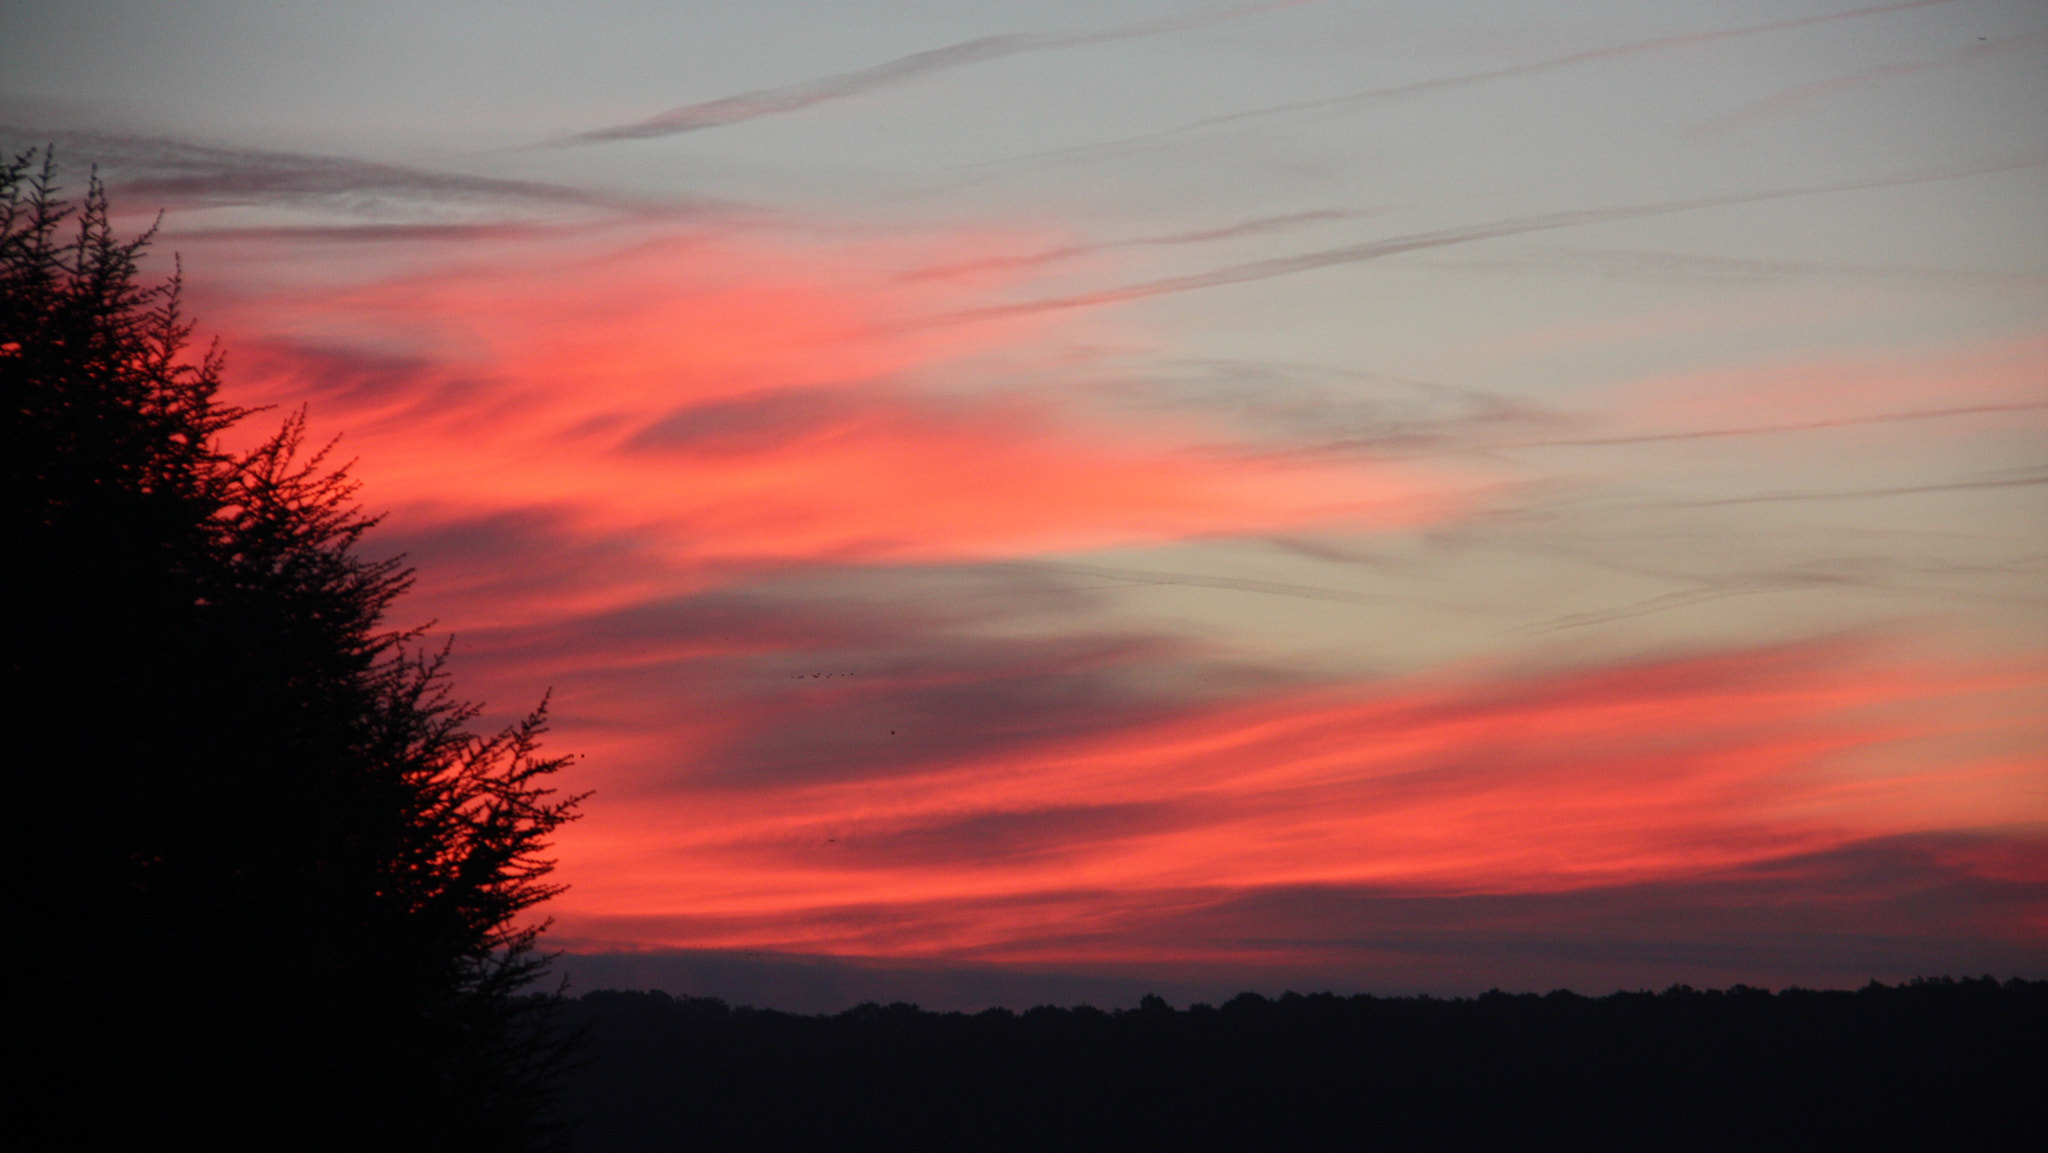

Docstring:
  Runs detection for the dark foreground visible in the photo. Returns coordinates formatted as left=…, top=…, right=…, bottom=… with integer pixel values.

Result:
left=554, top=976, right=2043, bottom=1151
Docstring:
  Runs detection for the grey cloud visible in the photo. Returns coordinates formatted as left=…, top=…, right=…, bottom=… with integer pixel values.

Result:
left=415, top=554, right=1299, bottom=788
left=564, top=1, right=1324, bottom=144
left=1133, top=834, right=2047, bottom=990
left=897, top=209, right=1365, bottom=283
left=234, top=340, right=444, bottom=409
left=554, top=833, right=2046, bottom=1010
left=2, top=127, right=712, bottom=220
left=789, top=801, right=1198, bottom=870
left=229, top=339, right=504, bottom=433
left=166, top=222, right=553, bottom=244
left=459, top=585, right=921, bottom=674
left=440, top=553, right=1119, bottom=675
left=668, top=630, right=1859, bottom=793
left=994, top=559, right=1415, bottom=609
left=622, top=387, right=874, bottom=456
left=367, top=507, right=677, bottom=620
left=1083, top=357, right=1574, bottom=457
left=694, top=631, right=1244, bottom=789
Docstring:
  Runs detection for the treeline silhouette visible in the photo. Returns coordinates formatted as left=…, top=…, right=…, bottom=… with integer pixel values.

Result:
left=6, top=151, right=580, bottom=1150
left=556, top=977, right=2042, bottom=1151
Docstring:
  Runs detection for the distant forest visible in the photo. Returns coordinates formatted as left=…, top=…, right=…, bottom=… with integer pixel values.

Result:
left=557, top=977, right=2042, bottom=1152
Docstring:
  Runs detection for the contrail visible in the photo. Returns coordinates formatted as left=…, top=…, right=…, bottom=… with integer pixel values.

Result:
left=1509, top=401, right=2048, bottom=449
left=1685, top=29, right=2048, bottom=137
left=917, top=152, right=2047, bottom=325
left=1658, top=468, right=2048, bottom=509
left=562, top=0, right=1324, bottom=144
left=1, top=126, right=717, bottom=218
left=1007, top=560, right=1388, bottom=606
left=965, top=0, right=1965, bottom=170
left=897, top=208, right=1361, bottom=282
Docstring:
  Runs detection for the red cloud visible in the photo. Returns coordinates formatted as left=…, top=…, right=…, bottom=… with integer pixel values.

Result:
left=193, top=226, right=1473, bottom=596
left=171, top=215, right=2044, bottom=981
left=543, top=637, right=2047, bottom=964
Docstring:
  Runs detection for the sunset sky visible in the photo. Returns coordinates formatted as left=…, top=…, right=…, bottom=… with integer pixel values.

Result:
left=6, top=0, right=2044, bottom=1010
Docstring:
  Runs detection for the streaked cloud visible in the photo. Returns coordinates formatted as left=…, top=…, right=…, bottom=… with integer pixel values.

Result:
left=896, top=209, right=1368, bottom=283
left=541, top=634, right=2045, bottom=972
left=1437, top=245, right=2048, bottom=291
left=20, top=0, right=2039, bottom=999
left=1685, top=30, right=2048, bottom=137
left=563, top=0, right=1327, bottom=144
left=968, top=0, right=1966, bottom=171
left=927, top=153, right=2047, bottom=325
left=208, top=226, right=1472, bottom=579
left=556, top=824, right=2046, bottom=1009
left=0, top=127, right=702, bottom=221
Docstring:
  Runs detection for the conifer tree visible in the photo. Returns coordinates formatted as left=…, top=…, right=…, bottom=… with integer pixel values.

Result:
left=4, top=148, right=582, bottom=1152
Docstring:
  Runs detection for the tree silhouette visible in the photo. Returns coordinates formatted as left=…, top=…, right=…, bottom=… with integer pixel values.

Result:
left=4, top=149, right=582, bottom=1152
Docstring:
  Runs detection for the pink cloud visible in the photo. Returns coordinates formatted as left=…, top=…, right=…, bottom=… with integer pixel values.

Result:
left=190, top=225, right=1472, bottom=616
left=1610, top=334, right=2048, bottom=431
left=166, top=207, right=2043, bottom=982
left=542, top=636, right=2047, bottom=965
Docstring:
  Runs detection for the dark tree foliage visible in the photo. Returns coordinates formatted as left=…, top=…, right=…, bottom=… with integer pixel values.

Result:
left=558, top=978, right=2046, bottom=1153
left=4, top=149, right=582, bottom=1152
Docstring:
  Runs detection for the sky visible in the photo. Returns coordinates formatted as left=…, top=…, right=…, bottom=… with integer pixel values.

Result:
left=4, top=0, right=2044, bottom=1010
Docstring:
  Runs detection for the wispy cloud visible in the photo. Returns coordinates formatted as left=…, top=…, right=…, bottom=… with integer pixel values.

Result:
left=965, top=0, right=1964, bottom=170
left=166, top=222, right=557, bottom=244
left=210, top=229, right=1464, bottom=577
left=1685, top=30, right=2048, bottom=137
left=562, top=0, right=1326, bottom=144
left=1654, top=466, right=2048, bottom=508
left=1086, top=357, right=1571, bottom=459
left=1501, top=401, right=2048, bottom=450
left=897, top=209, right=1366, bottom=283
left=539, top=633, right=2047, bottom=972
left=0, top=127, right=690, bottom=218
left=1438, top=245, right=2048, bottom=291
left=1514, top=552, right=2047, bottom=635
left=127, top=94, right=2040, bottom=989
left=924, top=153, right=2048, bottom=324
left=993, top=559, right=1420, bottom=609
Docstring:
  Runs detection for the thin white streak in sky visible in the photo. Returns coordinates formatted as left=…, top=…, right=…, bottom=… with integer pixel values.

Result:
left=1684, top=30, right=2048, bottom=137
left=1656, top=469, right=2048, bottom=508
left=963, top=0, right=1966, bottom=171
left=1505, top=402, right=2048, bottom=449
left=918, top=153, right=2048, bottom=325
left=896, top=209, right=1363, bottom=282
left=562, top=0, right=1326, bottom=144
